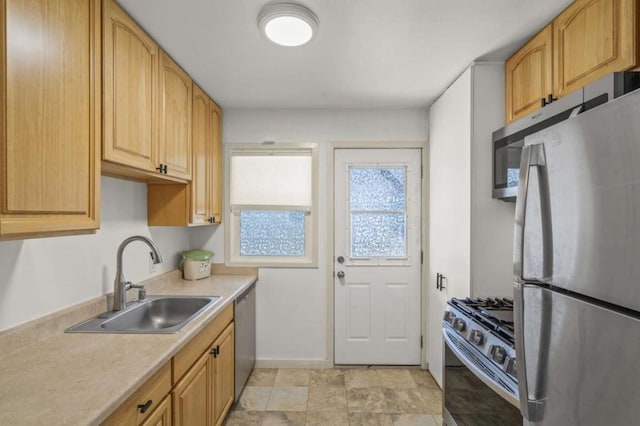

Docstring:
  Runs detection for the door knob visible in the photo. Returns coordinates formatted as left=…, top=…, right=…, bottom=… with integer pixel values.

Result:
left=337, top=271, right=345, bottom=279
left=337, top=256, right=345, bottom=264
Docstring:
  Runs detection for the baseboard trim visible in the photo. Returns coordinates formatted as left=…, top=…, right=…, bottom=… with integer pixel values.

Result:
left=255, top=359, right=333, bottom=369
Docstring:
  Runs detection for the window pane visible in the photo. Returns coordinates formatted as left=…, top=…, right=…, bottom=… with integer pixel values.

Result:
left=240, top=210, right=305, bottom=256
left=350, top=167, right=405, bottom=211
left=351, top=213, right=406, bottom=257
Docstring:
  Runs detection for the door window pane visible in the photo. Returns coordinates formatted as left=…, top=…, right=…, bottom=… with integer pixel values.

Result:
left=240, top=210, right=305, bottom=256
left=351, top=213, right=406, bottom=257
left=349, top=167, right=407, bottom=258
left=350, top=168, right=405, bottom=211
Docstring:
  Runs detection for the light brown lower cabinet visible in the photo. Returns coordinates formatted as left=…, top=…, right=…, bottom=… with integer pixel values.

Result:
left=212, top=323, right=234, bottom=426
left=141, top=396, right=172, bottom=426
left=102, top=304, right=235, bottom=426
left=173, top=322, right=235, bottom=426
left=172, top=350, right=210, bottom=426
left=102, top=363, right=172, bottom=426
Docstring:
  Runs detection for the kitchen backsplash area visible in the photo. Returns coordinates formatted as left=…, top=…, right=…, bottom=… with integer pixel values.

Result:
left=0, top=176, right=191, bottom=332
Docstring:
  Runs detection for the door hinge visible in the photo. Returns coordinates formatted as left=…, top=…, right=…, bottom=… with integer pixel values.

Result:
left=421, top=165, right=423, bottom=179
left=421, top=335, right=423, bottom=349
left=421, top=250, right=423, bottom=265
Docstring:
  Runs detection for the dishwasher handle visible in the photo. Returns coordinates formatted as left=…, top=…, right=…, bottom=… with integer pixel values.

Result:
left=236, top=283, right=256, bottom=305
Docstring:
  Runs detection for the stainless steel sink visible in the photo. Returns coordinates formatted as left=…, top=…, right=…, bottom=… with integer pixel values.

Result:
left=65, top=295, right=221, bottom=334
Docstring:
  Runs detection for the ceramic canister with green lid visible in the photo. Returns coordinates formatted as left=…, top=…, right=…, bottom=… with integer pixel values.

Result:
left=180, top=249, right=214, bottom=280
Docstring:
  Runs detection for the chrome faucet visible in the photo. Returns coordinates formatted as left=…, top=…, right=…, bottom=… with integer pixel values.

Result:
left=113, top=236, right=164, bottom=311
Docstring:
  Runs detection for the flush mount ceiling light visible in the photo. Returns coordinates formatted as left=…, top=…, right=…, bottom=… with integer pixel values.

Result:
left=258, top=2, right=319, bottom=47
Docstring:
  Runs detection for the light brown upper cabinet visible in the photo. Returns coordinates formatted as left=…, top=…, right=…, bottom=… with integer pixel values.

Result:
left=208, top=101, right=223, bottom=225
left=505, top=0, right=638, bottom=124
left=553, top=0, right=637, bottom=98
left=191, top=84, right=211, bottom=225
left=0, top=0, right=101, bottom=240
left=159, top=51, right=192, bottom=180
left=505, top=25, right=554, bottom=123
left=147, top=86, right=222, bottom=226
left=102, top=0, right=159, bottom=175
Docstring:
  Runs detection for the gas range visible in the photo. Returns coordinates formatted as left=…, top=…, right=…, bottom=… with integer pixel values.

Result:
left=442, top=297, right=519, bottom=408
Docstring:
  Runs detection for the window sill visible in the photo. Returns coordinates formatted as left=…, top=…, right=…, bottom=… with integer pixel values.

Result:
left=225, top=258, right=318, bottom=269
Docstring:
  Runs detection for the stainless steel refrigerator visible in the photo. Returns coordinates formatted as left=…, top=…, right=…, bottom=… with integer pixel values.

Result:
left=514, top=87, right=640, bottom=425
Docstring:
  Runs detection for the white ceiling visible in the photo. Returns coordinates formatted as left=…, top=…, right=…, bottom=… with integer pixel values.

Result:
left=117, top=0, right=572, bottom=110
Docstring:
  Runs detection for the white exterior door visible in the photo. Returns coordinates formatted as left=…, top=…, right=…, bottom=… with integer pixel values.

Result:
left=334, top=148, right=422, bottom=365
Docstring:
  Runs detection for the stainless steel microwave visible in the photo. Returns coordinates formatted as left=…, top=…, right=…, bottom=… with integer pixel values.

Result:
left=492, top=72, right=640, bottom=201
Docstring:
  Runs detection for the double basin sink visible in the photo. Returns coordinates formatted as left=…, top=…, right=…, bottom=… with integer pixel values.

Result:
left=66, top=295, right=221, bottom=334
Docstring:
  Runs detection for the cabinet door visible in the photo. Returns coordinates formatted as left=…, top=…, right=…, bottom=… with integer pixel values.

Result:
left=141, top=396, right=171, bottom=426
left=427, top=69, right=473, bottom=387
left=208, top=103, right=223, bottom=224
left=505, top=25, right=553, bottom=124
left=0, top=0, right=101, bottom=239
left=173, top=350, right=209, bottom=426
left=191, top=84, right=209, bottom=224
left=159, top=51, right=192, bottom=180
left=211, top=323, right=234, bottom=426
left=553, top=0, right=636, bottom=98
left=103, top=0, right=158, bottom=172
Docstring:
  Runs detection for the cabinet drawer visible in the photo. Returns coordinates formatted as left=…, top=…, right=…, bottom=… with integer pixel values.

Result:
left=172, top=303, right=234, bottom=383
left=103, top=362, right=171, bottom=426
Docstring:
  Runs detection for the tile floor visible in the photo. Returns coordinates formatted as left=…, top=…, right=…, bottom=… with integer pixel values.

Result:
left=224, top=367, right=443, bottom=426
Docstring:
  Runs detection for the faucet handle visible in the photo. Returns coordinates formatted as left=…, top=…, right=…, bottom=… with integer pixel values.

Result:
left=130, top=283, right=146, bottom=301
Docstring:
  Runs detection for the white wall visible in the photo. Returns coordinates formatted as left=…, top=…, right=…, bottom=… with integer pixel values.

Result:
left=0, top=177, right=191, bottom=331
left=190, top=108, right=428, bottom=365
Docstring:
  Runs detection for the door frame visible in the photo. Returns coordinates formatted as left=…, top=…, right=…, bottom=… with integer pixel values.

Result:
left=326, top=141, right=430, bottom=367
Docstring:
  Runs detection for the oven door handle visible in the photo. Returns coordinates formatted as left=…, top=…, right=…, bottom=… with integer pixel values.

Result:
left=442, top=328, right=519, bottom=408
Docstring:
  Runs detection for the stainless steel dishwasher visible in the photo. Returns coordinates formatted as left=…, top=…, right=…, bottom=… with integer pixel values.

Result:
left=234, top=283, right=256, bottom=400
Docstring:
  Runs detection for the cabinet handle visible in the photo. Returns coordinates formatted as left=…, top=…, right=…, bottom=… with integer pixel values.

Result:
left=137, top=399, right=153, bottom=414
left=208, top=216, right=216, bottom=224
left=541, top=93, right=558, bottom=108
left=210, top=345, right=220, bottom=357
left=436, top=273, right=446, bottom=291
left=155, top=164, right=168, bottom=174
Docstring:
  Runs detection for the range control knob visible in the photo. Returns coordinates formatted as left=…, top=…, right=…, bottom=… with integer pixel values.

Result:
left=505, top=357, right=517, bottom=376
left=452, top=318, right=466, bottom=332
left=469, top=329, right=484, bottom=346
left=490, top=345, right=507, bottom=364
left=443, top=311, right=456, bottom=324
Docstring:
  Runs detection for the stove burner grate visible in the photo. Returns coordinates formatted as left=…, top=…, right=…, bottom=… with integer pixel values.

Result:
left=448, top=297, right=515, bottom=346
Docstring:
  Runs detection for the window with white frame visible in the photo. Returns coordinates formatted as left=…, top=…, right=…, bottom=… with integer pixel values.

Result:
left=226, top=144, right=318, bottom=267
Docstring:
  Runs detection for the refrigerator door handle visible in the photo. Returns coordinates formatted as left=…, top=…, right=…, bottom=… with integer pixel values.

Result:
left=514, top=145, right=532, bottom=280
left=514, top=282, right=546, bottom=421
left=514, top=143, right=552, bottom=282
